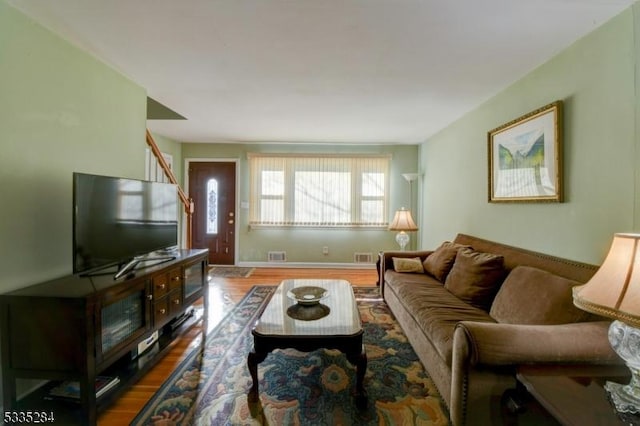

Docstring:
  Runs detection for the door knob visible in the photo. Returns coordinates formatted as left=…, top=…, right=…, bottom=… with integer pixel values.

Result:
left=228, top=219, right=234, bottom=224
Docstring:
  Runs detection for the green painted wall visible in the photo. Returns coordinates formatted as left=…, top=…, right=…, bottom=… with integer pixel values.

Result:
left=419, top=7, right=638, bottom=264
left=0, top=0, right=148, bottom=292
left=182, top=143, right=420, bottom=263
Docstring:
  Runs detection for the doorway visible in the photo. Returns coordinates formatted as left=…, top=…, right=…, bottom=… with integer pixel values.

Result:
left=188, top=161, right=237, bottom=265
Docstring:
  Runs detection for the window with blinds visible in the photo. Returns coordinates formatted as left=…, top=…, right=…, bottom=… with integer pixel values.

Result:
left=248, top=154, right=390, bottom=228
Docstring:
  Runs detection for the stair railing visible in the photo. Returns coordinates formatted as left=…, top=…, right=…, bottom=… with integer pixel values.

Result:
left=145, top=129, right=194, bottom=249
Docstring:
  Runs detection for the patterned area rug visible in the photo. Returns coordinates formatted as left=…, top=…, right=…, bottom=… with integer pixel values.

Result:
left=132, top=286, right=450, bottom=425
left=209, top=266, right=255, bottom=278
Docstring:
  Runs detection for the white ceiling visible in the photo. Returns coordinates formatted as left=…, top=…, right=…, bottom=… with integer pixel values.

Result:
left=8, top=0, right=636, bottom=144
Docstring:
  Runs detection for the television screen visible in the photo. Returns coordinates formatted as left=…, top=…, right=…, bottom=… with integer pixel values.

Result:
left=73, top=172, right=178, bottom=275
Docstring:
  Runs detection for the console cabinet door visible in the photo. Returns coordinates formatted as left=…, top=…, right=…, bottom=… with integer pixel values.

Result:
left=96, top=279, right=151, bottom=366
left=183, top=259, right=206, bottom=304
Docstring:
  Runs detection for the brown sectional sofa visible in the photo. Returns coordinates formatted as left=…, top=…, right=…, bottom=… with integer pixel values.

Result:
left=377, top=233, right=623, bottom=426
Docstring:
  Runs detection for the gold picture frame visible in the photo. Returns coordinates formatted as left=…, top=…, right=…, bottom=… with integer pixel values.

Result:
left=488, top=101, right=563, bottom=203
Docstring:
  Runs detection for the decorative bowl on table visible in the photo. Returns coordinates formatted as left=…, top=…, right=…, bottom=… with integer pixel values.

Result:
left=287, top=286, right=328, bottom=306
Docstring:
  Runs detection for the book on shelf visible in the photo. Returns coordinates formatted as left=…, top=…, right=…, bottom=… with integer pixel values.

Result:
left=46, top=376, right=120, bottom=402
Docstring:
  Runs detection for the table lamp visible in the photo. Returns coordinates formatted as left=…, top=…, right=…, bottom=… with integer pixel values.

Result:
left=573, top=233, right=640, bottom=414
left=388, top=207, right=418, bottom=251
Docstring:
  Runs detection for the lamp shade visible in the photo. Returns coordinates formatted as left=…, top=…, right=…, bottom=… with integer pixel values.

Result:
left=402, top=173, right=420, bottom=182
left=573, top=233, right=640, bottom=328
left=388, top=208, right=418, bottom=232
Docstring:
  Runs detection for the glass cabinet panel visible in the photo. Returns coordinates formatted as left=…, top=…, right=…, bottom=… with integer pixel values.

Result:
left=184, top=260, right=205, bottom=301
left=99, top=280, right=149, bottom=359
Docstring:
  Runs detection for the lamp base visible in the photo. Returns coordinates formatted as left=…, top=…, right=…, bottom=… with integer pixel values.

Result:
left=605, top=382, right=640, bottom=414
left=395, top=231, right=410, bottom=251
left=605, top=320, right=640, bottom=415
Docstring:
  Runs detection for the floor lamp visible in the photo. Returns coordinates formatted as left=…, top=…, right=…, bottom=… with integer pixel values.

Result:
left=401, top=173, right=420, bottom=215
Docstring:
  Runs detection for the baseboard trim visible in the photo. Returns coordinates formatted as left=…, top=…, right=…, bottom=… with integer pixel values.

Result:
left=237, top=261, right=376, bottom=269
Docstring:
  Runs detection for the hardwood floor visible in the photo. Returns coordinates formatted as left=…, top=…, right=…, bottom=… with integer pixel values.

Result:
left=97, top=267, right=378, bottom=425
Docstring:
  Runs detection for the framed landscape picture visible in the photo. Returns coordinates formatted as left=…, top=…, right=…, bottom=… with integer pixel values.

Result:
left=488, top=101, right=563, bottom=203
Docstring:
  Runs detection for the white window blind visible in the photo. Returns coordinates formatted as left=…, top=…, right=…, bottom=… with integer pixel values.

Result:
left=249, top=154, right=390, bottom=228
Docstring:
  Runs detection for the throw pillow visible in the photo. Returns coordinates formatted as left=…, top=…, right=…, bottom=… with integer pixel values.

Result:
left=392, top=257, right=425, bottom=274
left=444, top=248, right=506, bottom=310
left=423, top=241, right=470, bottom=282
left=490, top=266, right=593, bottom=325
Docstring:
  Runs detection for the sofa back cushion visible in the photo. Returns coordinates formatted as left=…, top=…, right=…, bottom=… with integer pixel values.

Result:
left=423, top=241, right=469, bottom=282
left=490, top=266, right=593, bottom=325
left=444, top=248, right=506, bottom=310
left=453, top=233, right=598, bottom=283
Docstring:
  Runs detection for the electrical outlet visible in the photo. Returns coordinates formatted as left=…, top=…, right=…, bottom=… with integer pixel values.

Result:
left=322, top=246, right=329, bottom=255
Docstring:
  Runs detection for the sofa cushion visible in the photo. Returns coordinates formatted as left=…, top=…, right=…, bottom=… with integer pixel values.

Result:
left=490, top=266, right=593, bottom=325
left=384, top=272, right=495, bottom=365
left=423, top=241, right=469, bottom=282
left=385, top=270, right=435, bottom=287
left=444, top=248, right=506, bottom=310
left=392, top=257, right=424, bottom=273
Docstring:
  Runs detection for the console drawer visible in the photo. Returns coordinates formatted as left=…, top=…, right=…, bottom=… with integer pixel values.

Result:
left=153, top=298, right=170, bottom=325
left=153, top=274, right=169, bottom=298
left=169, top=291, right=183, bottom=315
left=169, top=267, right=182, bottom=291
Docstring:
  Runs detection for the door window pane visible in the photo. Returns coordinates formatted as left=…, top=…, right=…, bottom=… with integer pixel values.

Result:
left=207, top=179, right=218, bottom=234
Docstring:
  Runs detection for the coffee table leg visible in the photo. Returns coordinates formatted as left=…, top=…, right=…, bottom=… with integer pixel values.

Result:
left=347, top=344, right=368, bottom=408
left=247, top=349, right=267, bottom=402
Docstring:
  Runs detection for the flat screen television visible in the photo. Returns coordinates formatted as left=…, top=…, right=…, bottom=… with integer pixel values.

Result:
left=73, top=172, right=179, bottom=277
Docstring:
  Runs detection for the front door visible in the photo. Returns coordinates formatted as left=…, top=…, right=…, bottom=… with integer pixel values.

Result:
left=189, top=161, right=236, bottom=265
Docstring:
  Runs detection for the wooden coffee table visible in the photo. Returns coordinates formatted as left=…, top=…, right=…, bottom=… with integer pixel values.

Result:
left=247, top=279, right=367, bottom=407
